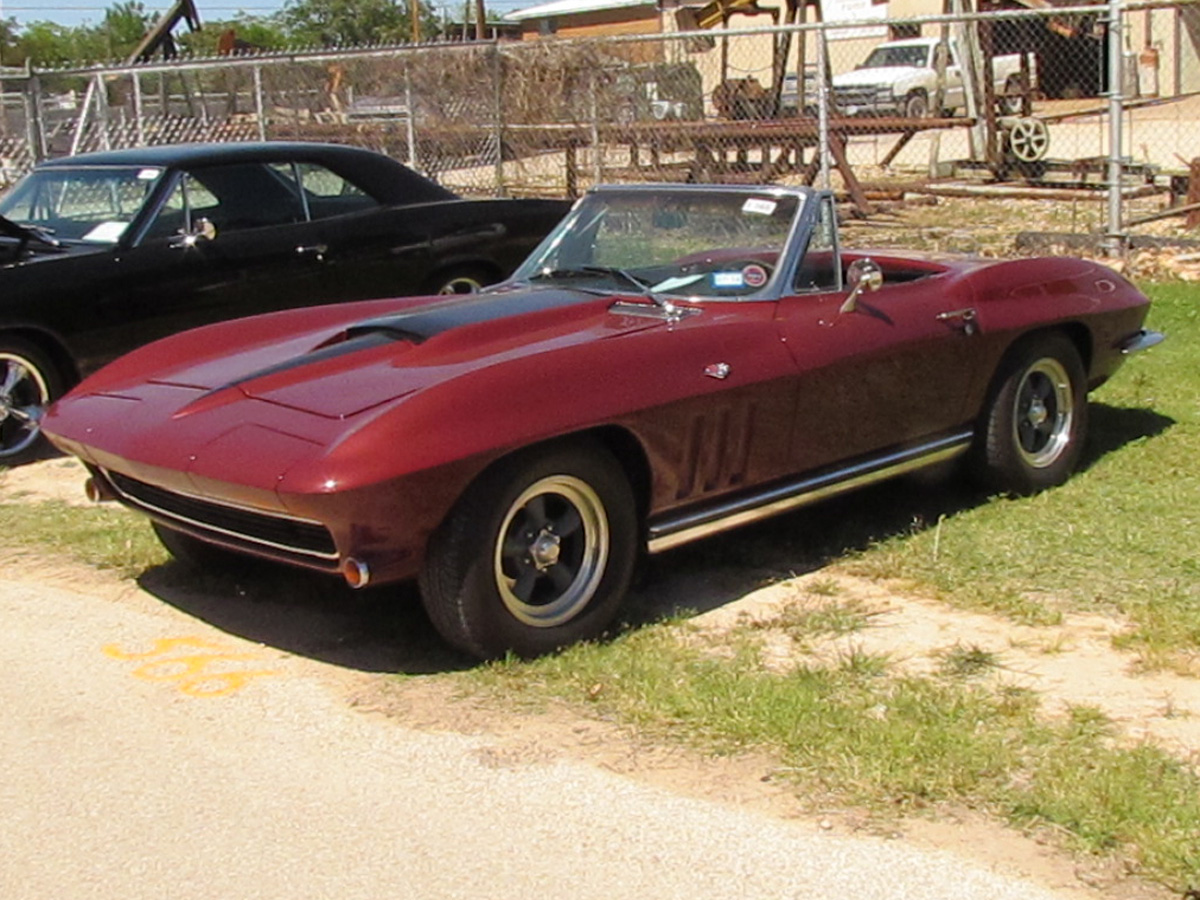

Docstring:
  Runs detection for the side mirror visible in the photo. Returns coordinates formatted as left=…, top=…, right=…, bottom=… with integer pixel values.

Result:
left=840, top=258, right=883, bottom=314
left=172, top=217, right=218, bottom=248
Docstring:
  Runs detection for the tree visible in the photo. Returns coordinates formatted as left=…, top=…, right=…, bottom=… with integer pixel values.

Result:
left=279, top=0, right=437, bottom=47
left=176, top=15, right=288, bottom=56
left=1, top=17, right=22, bottom=67
left=10, top=22, right=83, bottom=67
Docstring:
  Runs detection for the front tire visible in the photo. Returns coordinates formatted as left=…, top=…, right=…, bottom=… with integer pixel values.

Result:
left=975, top=334, right=1088, bottom=495
left=0, top=338, right=63, bottom=465
left=903, top=91, right=929, bottom=119
left=152, top=521, right=255, bottom=573
left=419, top=441, right=637, bottom=659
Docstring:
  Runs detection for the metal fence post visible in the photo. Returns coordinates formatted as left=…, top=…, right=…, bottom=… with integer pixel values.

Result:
left=23, top=73, right=47, bottom=162
left=133, top=72, right=145, bottom=146
left=1106, top=0, right=1125, bottom=253
left=492, top=43, right=506, bottom=198
left=253, top=66, right=267, bottom=141
left=816, top=21, right=831, bottom=191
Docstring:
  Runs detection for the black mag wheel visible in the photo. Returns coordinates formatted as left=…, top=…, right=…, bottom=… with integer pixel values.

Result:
left=494, top=474, right=610, bottom=628
left=429, top=266, right=494, bottom=296
left=419, top=442, right=637, bottom=660
left=976, top=333, right=1088, bottom=495
left=0, top=339, right=62, bottom=465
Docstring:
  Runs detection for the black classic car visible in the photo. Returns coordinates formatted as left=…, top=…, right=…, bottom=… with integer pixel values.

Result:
left=0, top=141, right=569, bottom=462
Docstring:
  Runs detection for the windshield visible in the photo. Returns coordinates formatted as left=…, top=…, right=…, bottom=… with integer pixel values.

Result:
left=861, top=44, right=931, bottom=68
left=511, top=188, right=803, bottom=299
left=0, top=165, right=164, bottom=243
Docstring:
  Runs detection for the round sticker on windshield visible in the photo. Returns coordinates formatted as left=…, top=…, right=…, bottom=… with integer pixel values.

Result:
left=742, top=264, right=769, bottom=288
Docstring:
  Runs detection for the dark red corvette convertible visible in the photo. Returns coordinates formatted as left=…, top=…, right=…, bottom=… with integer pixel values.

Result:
left=44, top=184, right=1162, bottom=659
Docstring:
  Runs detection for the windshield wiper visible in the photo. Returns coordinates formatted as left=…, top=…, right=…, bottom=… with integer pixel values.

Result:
left=531, top=266, right=650, bottom=292
left=531, top=266, right=690, bottom=317
left=0, top=213, right=61, bottom=250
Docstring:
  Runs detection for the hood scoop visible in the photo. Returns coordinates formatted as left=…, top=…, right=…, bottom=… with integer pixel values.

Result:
left=343, top=288, right=592, bottom=344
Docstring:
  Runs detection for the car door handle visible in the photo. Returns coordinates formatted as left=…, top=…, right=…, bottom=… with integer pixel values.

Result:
left=295, top=244, right=328, bottom=261
left=936, top=307, right=977, bottom=335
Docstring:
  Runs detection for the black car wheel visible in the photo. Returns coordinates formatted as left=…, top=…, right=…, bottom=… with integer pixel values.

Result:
left=419, top=441, right=637, bottom=659
left=976, top=333, right=1088, bottom=494
left=0, top=339, right=62, bottom=464
left=429, top=266, right=494, bottom=296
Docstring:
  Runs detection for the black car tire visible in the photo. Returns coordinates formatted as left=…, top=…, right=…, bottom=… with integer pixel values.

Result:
left=428, top=266, right=495, bottom=296
left=0, top=338, right=63, bottom=465
left=975, top=333, right=1088, bottom=495
left=419, top=441, right=638, bottom=660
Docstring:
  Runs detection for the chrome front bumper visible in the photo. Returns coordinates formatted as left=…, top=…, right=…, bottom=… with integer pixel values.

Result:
left=1119, top=329, right=1166, bottom=355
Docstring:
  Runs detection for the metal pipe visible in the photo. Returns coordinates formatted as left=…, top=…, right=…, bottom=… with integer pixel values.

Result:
left=1106, top=0, right=1126, bottom=253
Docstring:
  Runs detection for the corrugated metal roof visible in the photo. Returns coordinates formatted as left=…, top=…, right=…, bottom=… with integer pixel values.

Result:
left=502, top=0, right=657, bottom=23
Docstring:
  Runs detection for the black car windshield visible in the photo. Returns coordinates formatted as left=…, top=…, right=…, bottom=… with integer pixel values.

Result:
left=0, top=165, right=164, bottom=243
left=511, top=187, right=803, bottom=299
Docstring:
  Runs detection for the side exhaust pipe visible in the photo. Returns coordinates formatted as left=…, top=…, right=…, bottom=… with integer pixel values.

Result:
left=84, top=476, right=115, bottom=503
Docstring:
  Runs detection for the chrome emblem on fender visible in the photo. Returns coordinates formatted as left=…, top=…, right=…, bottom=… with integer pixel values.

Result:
left=704, top=363, right=731, bottom=380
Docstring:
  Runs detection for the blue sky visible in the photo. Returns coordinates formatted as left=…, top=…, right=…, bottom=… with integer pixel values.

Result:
left=1, top=0, right=531, bottom=29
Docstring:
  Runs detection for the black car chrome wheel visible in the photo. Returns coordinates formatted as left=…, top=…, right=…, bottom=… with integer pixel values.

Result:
left=0, top=340, right=61, bottom=464
left=420, top=441, right=637, bottom=659
left=976, top=333, right=1088, bottom=495
left=429, top=266, right=494, bottom=296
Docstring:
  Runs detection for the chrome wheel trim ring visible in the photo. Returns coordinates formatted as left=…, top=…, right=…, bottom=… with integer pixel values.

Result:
left=437, top=276, right=484, bottom=295
left=493, top=475, right=610, bottom=628
left=0, top=351, right=50, bottom=459
left=1013, top=356, right=1074, bottom=469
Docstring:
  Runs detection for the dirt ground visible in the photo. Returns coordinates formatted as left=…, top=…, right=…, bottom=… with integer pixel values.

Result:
left=2, top=457, right=1193, bottom=900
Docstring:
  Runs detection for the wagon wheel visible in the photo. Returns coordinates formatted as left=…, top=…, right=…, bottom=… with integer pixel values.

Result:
left=1007, top=117, right=1050, bottom=163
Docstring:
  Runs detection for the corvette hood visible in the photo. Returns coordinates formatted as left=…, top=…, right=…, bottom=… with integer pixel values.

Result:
left=58, top=286, right=664, bottom=422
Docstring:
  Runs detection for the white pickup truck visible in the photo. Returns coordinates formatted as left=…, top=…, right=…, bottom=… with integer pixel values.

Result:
left=830, top=37, right=1034, bottom=118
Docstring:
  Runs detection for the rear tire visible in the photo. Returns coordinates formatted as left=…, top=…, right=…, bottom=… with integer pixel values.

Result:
left=427, top=266, right=495, bottom=296
left=975, top=334, right=1088, bottom=495
left=419, top=441, right=637, bottom=659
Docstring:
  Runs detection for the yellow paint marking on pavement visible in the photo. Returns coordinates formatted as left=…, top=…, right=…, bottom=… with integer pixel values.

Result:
left=103, top=636, right=282, bottom=698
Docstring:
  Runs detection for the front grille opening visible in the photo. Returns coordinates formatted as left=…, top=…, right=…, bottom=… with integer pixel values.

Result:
left=105, top=469, right=338, bottom=565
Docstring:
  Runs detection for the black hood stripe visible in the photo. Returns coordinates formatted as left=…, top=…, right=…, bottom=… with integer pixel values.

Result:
left=345, top=288, right=590, bottom=343
left=197, top=289, right=591, bottom=400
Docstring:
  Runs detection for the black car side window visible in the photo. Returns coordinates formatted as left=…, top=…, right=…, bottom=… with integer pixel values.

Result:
left=290, top=162, right=380, bottom=221
left=184, top=163, right=306, bottom=233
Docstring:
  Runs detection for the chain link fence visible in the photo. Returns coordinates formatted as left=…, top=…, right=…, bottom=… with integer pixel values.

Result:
left=3, top=0, right=1199, bottom=254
